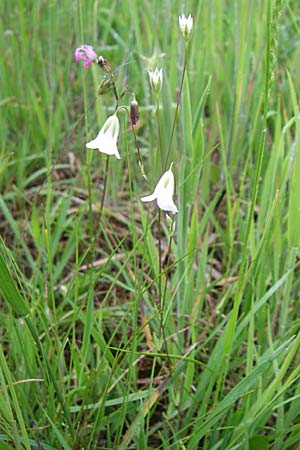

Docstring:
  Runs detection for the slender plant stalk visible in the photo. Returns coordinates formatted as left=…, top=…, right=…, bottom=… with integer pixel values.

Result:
left=112, top=79, right=119, bottom=107
left=162, top=216, right=175, bottom=315
left=156, top=96, right=164, bottom=171
left=156, top=211, right=175, bottom=375
left=100, top=156, right=110, bottom=214
left=44, top=220, right=56, bottom=323
left=158, top=209, right=162, bottom=309
left=131, top=122, right=148, bottom=181
left=157, top=210, right=172, bottom=372
left=165, top=42, right=188, bottom=169
left=160, top=215, right=176, bottom=373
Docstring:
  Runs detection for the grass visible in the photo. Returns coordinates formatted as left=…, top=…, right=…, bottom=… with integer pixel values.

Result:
left=1, top=0, right=300, bottom=449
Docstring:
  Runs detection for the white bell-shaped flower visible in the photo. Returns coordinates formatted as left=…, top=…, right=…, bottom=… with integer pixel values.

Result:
left=86, top=113, right=120, bottom=159
left=141, top=164, right=178, bottom=213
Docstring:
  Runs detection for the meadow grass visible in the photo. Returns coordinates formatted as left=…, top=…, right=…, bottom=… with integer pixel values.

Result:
left=1, top=0, right=300, bottom=449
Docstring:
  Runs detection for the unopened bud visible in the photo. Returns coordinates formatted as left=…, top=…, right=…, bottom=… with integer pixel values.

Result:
left=97, top=56, right=112, bottom=73
left=130, top=97, right=139, bottom=126
left=148, top=67, right=163, bottom=95
left=97, top=76, right=113, bottom=95
left=179, top=14, right=193, bottom=41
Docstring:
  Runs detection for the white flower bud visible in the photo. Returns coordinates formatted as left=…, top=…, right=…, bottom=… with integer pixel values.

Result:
left=179, top=14, right=193, bottom=41
left=148, top=67, right=163, bottom=94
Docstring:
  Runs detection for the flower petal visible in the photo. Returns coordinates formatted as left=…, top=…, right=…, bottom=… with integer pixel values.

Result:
left=141, top=192, right=157, bottom=203
left=157, top=196, right=178, bottom=213
left=86, top=137, right=100, bottom=149
left=112, top=145, right=121, bottom=159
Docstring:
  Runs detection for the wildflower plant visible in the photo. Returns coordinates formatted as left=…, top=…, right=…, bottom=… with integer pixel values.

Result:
left=74, top=6, right=196, bottom=372
left=74, top=14, right=190, bottom=366
left=74, top=43, right=145, bottom=214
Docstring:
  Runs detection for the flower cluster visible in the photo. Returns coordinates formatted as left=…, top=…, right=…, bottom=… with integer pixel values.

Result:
left=74, top=13, right=193, bottom=215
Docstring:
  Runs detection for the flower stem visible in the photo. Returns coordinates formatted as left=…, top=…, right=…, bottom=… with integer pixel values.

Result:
left=100, top=156, right=110, bottom=214
left=162, top=216, right=175, bottom=314
left=156, top=96, right=164, bottom=171
left=131, top=122, right=148, bottom=181
left=165, top=42, right=188, bottom=170
left=112, top=79, right=119, bottom=109
left=158, top=209, right=162, bottom=305
left=158, top=210, right=173, bottom=374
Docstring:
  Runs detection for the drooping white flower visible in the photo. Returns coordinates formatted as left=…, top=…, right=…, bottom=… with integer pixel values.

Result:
left=179, top=14, right=193, bottom=41
left=141, top=164, right=178, bottom=213
left=148, top=67, right=163, bottom=94
left=86, top=114, right=120, bottom=159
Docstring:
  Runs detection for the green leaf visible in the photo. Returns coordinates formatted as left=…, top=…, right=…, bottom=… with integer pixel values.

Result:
left=249, top=435, right=269, bottom=450
left=0, top=244, right=29, bottom=316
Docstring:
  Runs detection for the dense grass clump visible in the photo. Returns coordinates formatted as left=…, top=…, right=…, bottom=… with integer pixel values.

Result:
left=1, top=1, right=300, bottom=449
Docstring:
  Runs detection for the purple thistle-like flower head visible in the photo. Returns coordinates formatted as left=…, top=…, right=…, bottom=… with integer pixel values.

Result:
left=75, top=45, right=97, bottom=69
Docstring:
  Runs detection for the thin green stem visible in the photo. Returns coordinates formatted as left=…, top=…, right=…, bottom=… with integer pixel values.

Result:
left=112, top=79, right=120, bottom=109
left=44, top=220, right=56, bottom=323
left=158, top=210, right=174, bottom=374
left=156, top=96, right=164, bottom=171
left=165, top=42, right=188, bottom=170
left=100, top=156, right=110, bottom=214
left=162, top=216, right=175, bottom=315
left=131, top=122, right=148, bottom=181
left=158, top=209, right=162, bottom=308
left=86, top=152, right=94, bottom=240
left=162, top=216, right=175, bottom=373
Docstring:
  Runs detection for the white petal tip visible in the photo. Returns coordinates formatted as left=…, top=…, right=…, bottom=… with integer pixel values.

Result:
left=86, top=141, right=97, bottom=149
left=157, top=199, right=178, bottom=213
left=141, top=193, right=156, bottom=203
left=168, top=205, right=178, bottom=214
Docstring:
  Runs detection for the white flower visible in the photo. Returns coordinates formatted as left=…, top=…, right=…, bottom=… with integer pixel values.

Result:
left=179, top=14, right=193, bottom=41
left=148, top=67, right=163, bottom=94
left=86, top=114, right=120, bottom=159
left=141, top=164, right=178, bottom=213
